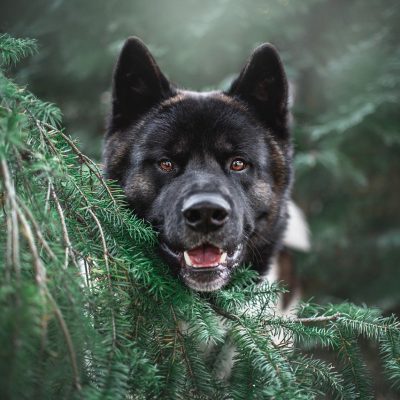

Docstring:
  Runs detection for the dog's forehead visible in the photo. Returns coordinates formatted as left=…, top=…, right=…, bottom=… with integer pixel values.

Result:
left=142, top=91, right=264, bottom=154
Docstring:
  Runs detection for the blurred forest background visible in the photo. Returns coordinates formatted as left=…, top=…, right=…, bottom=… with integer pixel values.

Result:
left=1, top=0, right=399, bottom=310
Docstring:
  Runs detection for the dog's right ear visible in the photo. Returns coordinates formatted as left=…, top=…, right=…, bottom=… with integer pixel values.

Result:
left=109, top=37, right=173, bottom=132
left=227, top=43, right=289, bottom=136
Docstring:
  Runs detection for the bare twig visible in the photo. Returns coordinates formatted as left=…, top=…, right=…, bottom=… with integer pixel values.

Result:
left=44, top=179, right=51, bottom=214
left=49, top=181, right=80, bottom=270
left=209, top=303, right=239, bottom=322
left=5, top=196, right=13, bottom=281
left=16, top=203, right=47, bottom=291
left=86, top=205, right=117, bottom=346
left=16, top=196, right=57, bottom=261
left=293, top=313, right=341, bottom=324
left=1, top=159, right=21, bottom=276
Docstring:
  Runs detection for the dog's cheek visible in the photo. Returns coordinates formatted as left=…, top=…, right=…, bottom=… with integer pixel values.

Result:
left=103, top=132, right=133, bottom=183
left=124, top=172, right=157, bottom=218
left=252, top=179, right=272, bottom=208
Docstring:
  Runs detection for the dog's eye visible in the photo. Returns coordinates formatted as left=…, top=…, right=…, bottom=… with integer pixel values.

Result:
left=230, top=158, right=248, bottom=172
left=159, top=159, right=174, bottom=172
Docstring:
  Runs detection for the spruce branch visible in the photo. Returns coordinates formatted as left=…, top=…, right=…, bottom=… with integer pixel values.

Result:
left=171, top=305, right=195, bottom=379
left=40, top=120, right=117, bottom=206
left=45, top=290, right=82, bottom=392
left=20, top=206, right=82, bottom=392
left=1, top=32, right=400, bottom=400
left=1, top=158, right=47, bottom=287
left=83, top=193, right=117, bottom=347
left=49, top=181, right=80, bottom=270
left=1, top=160, right=82, bottom=392
left=16, top=196, right=57, bottom=261
left=210, top=301, right=341, bottom=326
left=336, top=330, right=373, bottom=399
left=0, top=34, right=37, bottom=66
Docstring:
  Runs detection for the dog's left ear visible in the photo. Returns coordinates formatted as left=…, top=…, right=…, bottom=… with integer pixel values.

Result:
left=110, top=37, right=173, bottom=132
left=227, top=43, right=289, bottom=135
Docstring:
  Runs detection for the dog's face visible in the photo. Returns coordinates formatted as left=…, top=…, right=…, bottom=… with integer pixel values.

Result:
left=104, top=38, right=292, bottom=291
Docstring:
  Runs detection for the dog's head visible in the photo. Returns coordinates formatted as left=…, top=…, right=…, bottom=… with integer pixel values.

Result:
left=104, top=38, right=292, bottom=292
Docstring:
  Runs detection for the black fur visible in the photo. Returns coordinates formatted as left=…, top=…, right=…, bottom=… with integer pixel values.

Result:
left=104, top=37, right=292, bottom=291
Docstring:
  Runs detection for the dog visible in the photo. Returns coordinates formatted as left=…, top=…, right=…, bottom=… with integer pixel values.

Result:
left=103, top=37, right=309, bottom=306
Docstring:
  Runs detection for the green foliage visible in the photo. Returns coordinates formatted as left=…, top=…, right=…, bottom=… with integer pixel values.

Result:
left=2, top=0, right=399, bottom=309
left=0, top=33, right=37, bottom=66
left=1, top=30, right=400, bottom=400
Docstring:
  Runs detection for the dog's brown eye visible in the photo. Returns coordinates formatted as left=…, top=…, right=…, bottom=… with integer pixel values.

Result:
left=230, top=158, right=247, bottom=172
left=159, top=159, right=174, bottom=172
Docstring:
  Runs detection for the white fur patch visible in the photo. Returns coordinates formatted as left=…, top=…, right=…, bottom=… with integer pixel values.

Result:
left=283, top=201, right=311, bottom=252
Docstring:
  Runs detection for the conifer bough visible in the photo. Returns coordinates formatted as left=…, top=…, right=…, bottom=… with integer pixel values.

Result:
left=0, top=34, right=399, bottom=400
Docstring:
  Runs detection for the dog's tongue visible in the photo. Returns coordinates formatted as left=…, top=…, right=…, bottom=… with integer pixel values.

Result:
left=187, top=245, right=221, bottom=267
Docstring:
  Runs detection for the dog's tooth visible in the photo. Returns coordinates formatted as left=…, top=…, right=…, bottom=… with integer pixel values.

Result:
left=220, top=252, right=227, bottom=264
left=183, top=251, right=193, bottom=266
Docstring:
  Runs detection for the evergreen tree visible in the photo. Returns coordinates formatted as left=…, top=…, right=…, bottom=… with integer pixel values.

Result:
left=1, top=33, right=400, bottom=399
left=1, top=0, right=399, bottom=309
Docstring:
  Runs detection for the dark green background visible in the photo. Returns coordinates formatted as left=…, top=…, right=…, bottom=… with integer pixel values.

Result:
left=2, top=0, right=400, bottom=309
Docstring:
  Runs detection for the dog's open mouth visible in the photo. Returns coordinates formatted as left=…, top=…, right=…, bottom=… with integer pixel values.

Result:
left=160, top=242, right=243, bottom=291
left=183, top=244, right=227, bottom=269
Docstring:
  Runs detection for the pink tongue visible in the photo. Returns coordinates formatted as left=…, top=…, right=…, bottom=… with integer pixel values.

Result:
left=187, top=245, right=221, bottom=267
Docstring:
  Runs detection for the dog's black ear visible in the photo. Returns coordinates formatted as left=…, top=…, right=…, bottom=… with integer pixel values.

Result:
left=110, top=37, right=173, bottom=132
left=227, top=43, right=289, bottom=135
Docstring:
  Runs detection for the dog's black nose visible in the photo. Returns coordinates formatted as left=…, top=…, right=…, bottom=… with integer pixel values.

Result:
left=182, top=193, right=231, bottom=233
